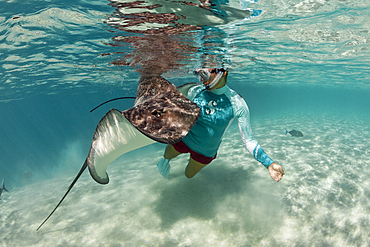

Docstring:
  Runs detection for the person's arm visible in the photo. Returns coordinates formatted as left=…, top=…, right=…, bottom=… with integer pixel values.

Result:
left=229, top=91, right=284, bottom=182
left=236, top=105, right=274, bottom=169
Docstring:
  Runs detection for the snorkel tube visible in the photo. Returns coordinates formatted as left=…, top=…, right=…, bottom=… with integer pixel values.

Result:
left=205, top=70, right=224, bottom=90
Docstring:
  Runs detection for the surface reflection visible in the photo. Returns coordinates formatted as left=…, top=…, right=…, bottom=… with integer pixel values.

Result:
left=105, top=0, right=200, bottom=76
left=103, top=0, right=255, bottom=75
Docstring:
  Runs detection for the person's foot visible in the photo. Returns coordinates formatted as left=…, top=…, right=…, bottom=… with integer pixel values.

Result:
left=157, top=158, right=170, bottom=178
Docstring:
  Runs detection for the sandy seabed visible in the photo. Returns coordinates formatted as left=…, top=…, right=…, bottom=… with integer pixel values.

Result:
left=1, top=113, right=370, bottom=247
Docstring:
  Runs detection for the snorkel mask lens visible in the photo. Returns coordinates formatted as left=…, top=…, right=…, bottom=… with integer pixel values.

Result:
left=193, top=68, right=227, bottom=90
left=193, top=69, right=209, bottom=83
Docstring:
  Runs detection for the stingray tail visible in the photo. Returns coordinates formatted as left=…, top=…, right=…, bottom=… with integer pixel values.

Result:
left=36, top=162, right=88, bottom=231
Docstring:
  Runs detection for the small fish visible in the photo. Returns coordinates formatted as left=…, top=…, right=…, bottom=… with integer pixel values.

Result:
left=0, top=179, right=9, bottom=200
left=285, top=129, right=303, bottom=137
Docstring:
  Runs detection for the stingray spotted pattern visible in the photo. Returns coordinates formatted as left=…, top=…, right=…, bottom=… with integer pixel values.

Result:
left=124, top=76, right=200, bottom=144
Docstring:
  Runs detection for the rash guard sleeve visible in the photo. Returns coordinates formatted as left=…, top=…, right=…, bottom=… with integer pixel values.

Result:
left=186, top=84, right=205, bottom=101
left=226, top=90, right=274, bottom=168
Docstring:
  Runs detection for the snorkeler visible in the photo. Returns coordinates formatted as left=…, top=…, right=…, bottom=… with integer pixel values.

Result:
left=157, top=68, right=284, bottom=182
left=37, top=67, right=283, bottom=231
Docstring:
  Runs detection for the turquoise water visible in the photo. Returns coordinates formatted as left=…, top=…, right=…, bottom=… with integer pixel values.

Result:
left=1, top=0, right=370, bottom=246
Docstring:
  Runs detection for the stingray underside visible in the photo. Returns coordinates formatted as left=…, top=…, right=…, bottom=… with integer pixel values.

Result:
left=85, top=109, right=156, bottom=184
left=87, top=76, right=200, bottom=184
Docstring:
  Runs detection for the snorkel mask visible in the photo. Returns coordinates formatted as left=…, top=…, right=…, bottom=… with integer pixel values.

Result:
left=193, top=68, right=228, bottom=90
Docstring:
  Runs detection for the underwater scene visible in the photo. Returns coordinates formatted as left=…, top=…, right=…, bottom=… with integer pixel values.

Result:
left=1, top=0, right=370, bottom=246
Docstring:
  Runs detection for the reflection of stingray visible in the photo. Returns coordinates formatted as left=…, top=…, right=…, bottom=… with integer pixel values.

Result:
left=21, top=171, right=33, bottom=184
left=105, top=0, right=254, bottom=32
left=104, top=0, right=257, bottom=75
left=36, top=75, right=200, bottom=231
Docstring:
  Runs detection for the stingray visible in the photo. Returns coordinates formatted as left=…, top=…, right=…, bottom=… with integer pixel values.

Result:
left=36, top=76, right=200, bottom=231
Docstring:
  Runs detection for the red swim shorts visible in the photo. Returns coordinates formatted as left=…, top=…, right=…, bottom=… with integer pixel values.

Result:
left=172, top=140, right=217, bottom=165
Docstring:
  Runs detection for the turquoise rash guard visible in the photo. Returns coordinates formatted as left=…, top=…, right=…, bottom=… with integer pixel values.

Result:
left=181, top=84, right=274, bottom=168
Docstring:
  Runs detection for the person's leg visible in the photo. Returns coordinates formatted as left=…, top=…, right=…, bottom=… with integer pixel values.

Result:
left=184, top=158, right=208, bottom=178
left=157, top=144, right=182, bottom=178
left=164, top=144, right=181, bottom=159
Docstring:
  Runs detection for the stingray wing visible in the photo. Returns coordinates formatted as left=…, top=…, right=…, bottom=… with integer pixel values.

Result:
left=88, top=77, right=200, bottom=183
left=86, top=109, right=155, bottom=184
left=36, top=109, right=155, bottom=230
left=123, top=76, right=201, bottom=144
left=177, top=83, right=200, bottom=98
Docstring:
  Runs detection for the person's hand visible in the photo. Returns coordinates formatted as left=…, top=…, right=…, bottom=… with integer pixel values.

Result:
left=268, top=163, right=284, bottom=182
